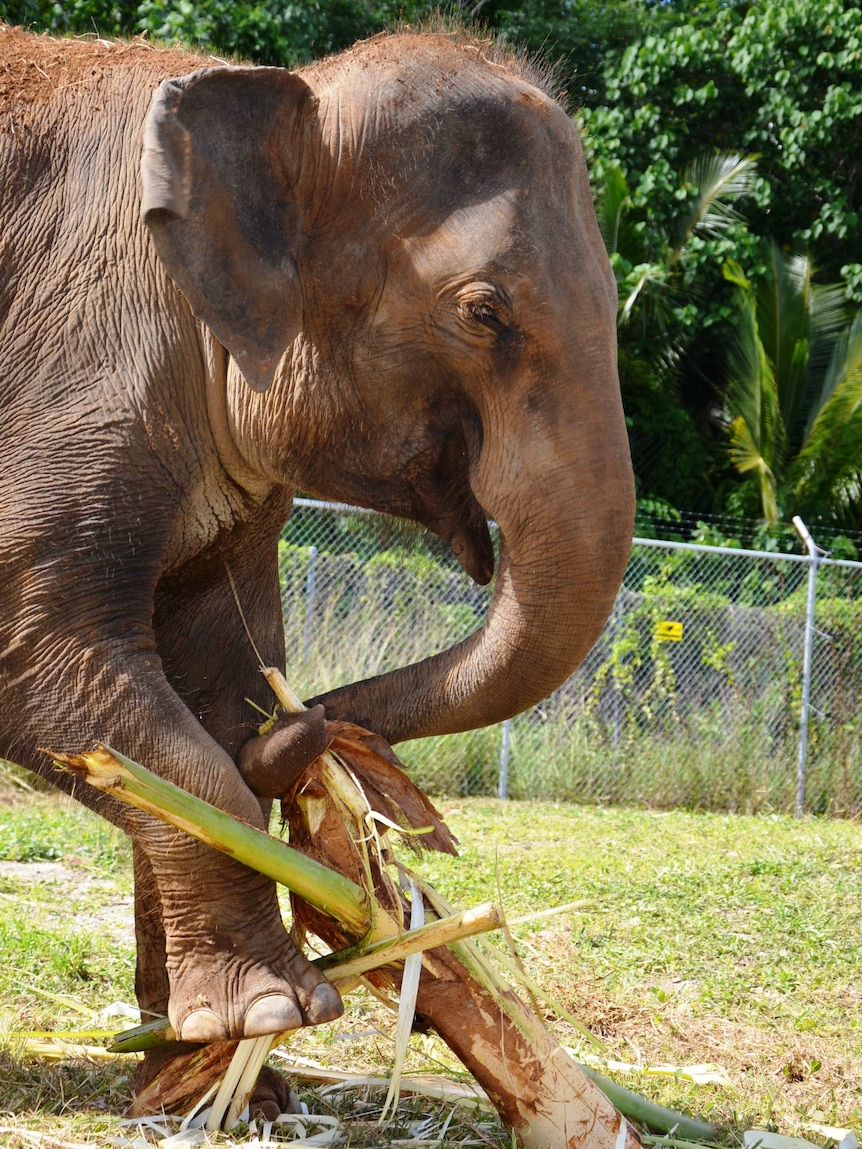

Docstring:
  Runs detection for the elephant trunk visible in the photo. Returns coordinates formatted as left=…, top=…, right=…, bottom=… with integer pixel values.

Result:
left=311, top=379, right=634, bottom=746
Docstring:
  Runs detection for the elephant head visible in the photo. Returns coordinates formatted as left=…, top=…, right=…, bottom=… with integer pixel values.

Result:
left=141, top=32, right=634, bottom=745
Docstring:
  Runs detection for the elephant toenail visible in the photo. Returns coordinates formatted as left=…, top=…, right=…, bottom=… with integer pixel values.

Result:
left=307, top=981, right=344, bottom=1024
left=243, top=994, right=303, bottom=1036
left=179, top=1008, right=229, bottom=1042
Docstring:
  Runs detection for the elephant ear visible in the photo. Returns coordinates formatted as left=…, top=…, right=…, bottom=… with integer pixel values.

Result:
left=141, top=66, right=310, bottom=392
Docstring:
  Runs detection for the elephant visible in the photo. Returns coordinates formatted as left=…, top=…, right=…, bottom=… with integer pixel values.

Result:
left=0, top=23, right=634, bottom=1108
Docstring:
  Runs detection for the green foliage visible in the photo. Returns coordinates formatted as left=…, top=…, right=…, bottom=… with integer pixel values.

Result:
left=728, top=0, right=862, bottom=267
left=578, top=0, right=862, bottom=527
left=723, top=243, right=862, bottom=528
left=472, top=0, right=652, bottom=105
left=596, top=153, right=758, bottom=510
left=2, top=0, right=425, bottom=64
left=584, top=0, right=862, bottom=280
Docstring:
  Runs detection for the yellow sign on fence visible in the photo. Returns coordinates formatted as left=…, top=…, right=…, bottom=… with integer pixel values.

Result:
left=656, top=620, right=684, bottom=642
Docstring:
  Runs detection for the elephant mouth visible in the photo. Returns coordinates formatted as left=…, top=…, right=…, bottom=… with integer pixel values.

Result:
left=410, top=417, right=495, bottom=586
left=413, top=494, right=493, bottom=585
left=447, top=506, right=495, bottom=585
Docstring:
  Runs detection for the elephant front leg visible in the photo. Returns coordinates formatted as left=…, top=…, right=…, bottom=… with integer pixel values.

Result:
left=129, top=846, right=302, bottom=1121
left=157, top=843, right=340, bottom=1041
left=17, top=629, right=341, bottom=1044
left=130, top=845, right=336, bottom=1042
left=130, top=730, right=337, bottom=1043
left=136, top=558, right=344, bottom=1043
left=96, top=707, right=341, bottom=1042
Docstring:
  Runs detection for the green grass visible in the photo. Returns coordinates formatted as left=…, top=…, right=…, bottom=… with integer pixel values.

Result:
left=1, top=774, right=860, bottom=1144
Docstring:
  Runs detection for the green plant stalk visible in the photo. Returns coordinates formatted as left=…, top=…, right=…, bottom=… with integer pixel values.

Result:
left=49, top=743, right=370, bottom=935
left=319, top=902, right=502, bottom=980
left=580, top=1066, right=719, bottom=1143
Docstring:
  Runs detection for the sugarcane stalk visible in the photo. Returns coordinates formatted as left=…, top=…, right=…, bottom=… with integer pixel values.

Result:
left=320, top=902, right=502, bottom=983
left=49, top=743, right=371, bottom=935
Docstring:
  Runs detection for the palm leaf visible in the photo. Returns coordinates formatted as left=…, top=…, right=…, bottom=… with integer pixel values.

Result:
left=724, top=284, right=783, bottom=523
left=792, top=310, right=862, bottom=507
left=617, top=262, right=667, bottom=327
left=754, top=244, right=812, bottom=451
left=804, top=296, right=862, bottom=433
left=672, top=152, right=758, bottom=254
left=596, top=161, right=631, bottom=256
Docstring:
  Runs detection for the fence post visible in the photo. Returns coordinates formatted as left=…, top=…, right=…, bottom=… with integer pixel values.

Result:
left=612, top=593, right=624, bottom=752
left=498, top=718, right=512, bottom=800
left=303, top=545, right=319, bottom=663
left=792, top=517, right=820, bottom=818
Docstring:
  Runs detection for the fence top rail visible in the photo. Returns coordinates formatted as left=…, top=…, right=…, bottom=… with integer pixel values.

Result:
left=291, top=498, right=862, bottom=573
left=631, top=535, right=862, bottom=571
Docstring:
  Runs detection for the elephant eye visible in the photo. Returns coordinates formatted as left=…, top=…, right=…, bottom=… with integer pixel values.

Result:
left=469, top=301, right=508, bottom=334
left=456, top=284, right=514, bottom=340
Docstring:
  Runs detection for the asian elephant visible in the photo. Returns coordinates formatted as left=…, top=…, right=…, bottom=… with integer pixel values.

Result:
left=0, top=23, right=633, bottom=1104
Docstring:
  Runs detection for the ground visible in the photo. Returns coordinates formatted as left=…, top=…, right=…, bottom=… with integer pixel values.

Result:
left=0, top=777, right=860, bottom=1146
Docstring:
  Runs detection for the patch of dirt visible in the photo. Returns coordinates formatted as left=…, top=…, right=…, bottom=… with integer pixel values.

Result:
left=0, top=859, right=134, bottom=948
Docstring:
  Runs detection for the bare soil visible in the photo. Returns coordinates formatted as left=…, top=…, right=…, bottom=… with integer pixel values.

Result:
left=0, top=859, right=134, bottom=949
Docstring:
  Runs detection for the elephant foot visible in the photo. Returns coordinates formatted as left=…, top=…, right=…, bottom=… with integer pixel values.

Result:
left=128, top=1041, right=302, bottom=1121
left=166, top=930, right=343, bottom=1042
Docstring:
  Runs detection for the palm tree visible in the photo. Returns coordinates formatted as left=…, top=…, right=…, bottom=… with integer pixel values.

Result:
left=595, top=152, right=759, bottom=508
left=599, top=152, right=758, bottom=335
left=724, top=243, right=862, bottom=528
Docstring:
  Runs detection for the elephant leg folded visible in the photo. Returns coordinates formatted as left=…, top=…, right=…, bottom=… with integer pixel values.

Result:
left=130, top=840, right=342, bottom=1046
left=159, top=862, right=341, bottom=1041
left=11, top=616, right=341, bottom=1044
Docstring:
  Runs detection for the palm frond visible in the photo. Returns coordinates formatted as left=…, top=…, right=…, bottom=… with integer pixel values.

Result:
left=754, top=243, right=818, bottom=454
left=729, top=418, right=780, bottom=524
left=725, top=287, right=784, bottom=523
left=596, top=162, right=630, bottom=256
left=672, top=152, right=758, bottom=254
left=802, top=280, right=854, bottom=419
left=617, top=262, right=667, bottom=327
left=809, top=280, right=850, bottom=342
left=792, top=310, right=862, bottom=507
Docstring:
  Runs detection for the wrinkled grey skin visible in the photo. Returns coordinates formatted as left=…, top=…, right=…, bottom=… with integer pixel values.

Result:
left=0, top=26, right=633, bottom=1077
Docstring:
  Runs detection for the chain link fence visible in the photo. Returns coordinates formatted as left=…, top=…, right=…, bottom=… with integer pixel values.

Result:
left=279, top=500, right=862, bottom=816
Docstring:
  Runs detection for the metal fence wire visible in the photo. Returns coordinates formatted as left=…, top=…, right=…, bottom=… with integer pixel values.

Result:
left=278, top=500, right=862, bottom=816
